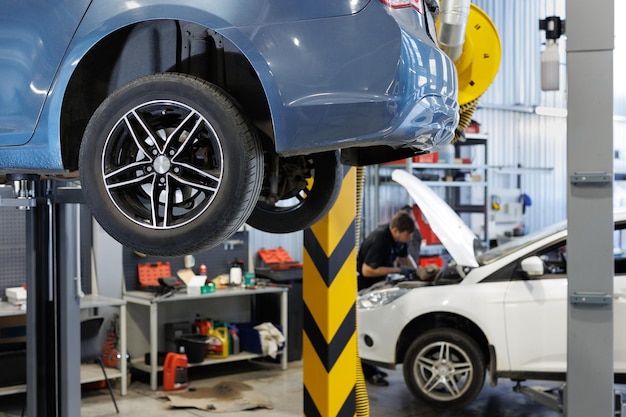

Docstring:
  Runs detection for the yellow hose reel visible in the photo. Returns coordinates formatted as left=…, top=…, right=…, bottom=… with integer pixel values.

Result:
left=440, top=3, right=501, bottom=140
left=454, top=3, right=501, bottom=106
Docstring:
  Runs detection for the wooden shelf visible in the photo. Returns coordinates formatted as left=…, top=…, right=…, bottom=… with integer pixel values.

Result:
left=0, top=295, right=127, bottom=397
left=80, top=363, right=123, bottom=385
left=130, top=351, right=272, bottom=373
left=0, top=363, right=122, bottom=396
left=0, top=383, right=26, bottom=396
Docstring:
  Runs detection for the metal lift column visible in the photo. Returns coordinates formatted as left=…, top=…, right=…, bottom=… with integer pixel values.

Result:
left=6, top=176, right=83, bottom=417
left=566, top=0, right=615, bottom=415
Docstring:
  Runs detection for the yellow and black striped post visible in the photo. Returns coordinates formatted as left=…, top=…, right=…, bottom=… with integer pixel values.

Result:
left=303, top=166, right=358, bottom=417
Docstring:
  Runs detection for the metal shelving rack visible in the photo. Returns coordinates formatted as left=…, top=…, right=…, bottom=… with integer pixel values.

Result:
left=366, top=133, right=489, bottom=254
left=410, top=134, right=489, bottom=246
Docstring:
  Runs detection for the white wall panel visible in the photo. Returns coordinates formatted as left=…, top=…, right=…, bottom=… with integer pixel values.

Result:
left=478, top=109, right=567, bottom=232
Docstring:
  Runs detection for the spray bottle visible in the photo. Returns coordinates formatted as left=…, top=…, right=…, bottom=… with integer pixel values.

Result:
left=229, top=258, right=243, bottom=286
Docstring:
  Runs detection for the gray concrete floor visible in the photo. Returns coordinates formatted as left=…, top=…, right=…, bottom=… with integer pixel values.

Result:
left=0, top=360, right=570, bottom=416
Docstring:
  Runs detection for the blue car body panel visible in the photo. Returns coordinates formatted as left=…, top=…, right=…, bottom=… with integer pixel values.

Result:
left=0, top=0, right=458, bottom=171
left=0, top=1, right=90, bottom=169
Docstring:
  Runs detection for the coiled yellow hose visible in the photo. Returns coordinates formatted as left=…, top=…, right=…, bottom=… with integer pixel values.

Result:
left=355, top=166, right=370, bottom=416
left=454, top=97, right=479, bottom=143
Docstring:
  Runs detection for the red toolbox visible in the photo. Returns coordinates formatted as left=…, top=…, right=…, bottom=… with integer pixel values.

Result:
left=137, top=261, right=172, bottom=287
left=256, top=248, right=303, bottom=281
left=257, top=248, right=303, bottom=270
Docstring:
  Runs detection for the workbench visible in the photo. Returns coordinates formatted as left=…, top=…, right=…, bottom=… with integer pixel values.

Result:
left=124, top=286, right=288, bottom=390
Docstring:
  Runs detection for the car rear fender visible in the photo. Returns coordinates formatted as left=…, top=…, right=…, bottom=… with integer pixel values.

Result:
left=47, top=1, right=376, bottom=169
left=44, top=5, right=276, bottom=170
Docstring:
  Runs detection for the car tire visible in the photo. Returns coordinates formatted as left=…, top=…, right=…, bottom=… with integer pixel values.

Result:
left=79, top=73, right=263, bottom=256
left=246, top=151, right=342, bottom=233
left=403, top=328, right=485, bottom=409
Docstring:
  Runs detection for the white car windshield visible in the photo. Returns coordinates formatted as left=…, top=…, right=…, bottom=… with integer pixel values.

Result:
left=477, top=220, right=567, bottom=265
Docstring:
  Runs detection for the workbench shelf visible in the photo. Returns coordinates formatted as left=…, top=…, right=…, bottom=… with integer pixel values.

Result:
left=0, top=294, right=127, bottom=397
left=124, top=286, right=288, bottom=390
left=129, top=351, right=268, bottom=373
left=0, top=365, right=125, bottom=397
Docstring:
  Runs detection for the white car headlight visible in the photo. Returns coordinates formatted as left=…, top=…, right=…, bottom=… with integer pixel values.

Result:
left=358, top=287, right=410, bottom=309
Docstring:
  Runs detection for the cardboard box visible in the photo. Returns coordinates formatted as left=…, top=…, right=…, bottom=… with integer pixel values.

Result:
left=186, top=275, right=206, bottom=296
left=5, top=287, right=26, bottom=305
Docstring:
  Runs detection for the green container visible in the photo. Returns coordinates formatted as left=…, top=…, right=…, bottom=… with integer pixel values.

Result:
left=244, top=272, right=255, bottom=286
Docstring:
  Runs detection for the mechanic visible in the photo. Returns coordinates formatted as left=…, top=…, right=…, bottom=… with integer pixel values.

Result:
left=357, top=210, right=436, bottom=292
left=357, top=209, right=435, bottom=386
left=399, top=204, right=424, bottom=262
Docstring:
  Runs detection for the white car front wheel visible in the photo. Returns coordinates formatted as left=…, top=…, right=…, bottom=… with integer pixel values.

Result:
left=403, top=328, right=485, bottom=409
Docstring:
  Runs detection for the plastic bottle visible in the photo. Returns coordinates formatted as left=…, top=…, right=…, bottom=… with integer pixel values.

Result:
left=206, top=327, right=229, bottom=358
left=194, top=315, right=212, bottom=335
left=229, top=259, right=243, bottom=286
left=163, top=346, right=188, bottom=391
left=244, top=272, right=256, bottom=287
left=541, top=39, right=560, bottom=91
left=230, top=328, right=240, bottom=355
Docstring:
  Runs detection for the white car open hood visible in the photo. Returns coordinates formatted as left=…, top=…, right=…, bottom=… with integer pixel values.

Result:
left=392, top=169, right=479, bottom=267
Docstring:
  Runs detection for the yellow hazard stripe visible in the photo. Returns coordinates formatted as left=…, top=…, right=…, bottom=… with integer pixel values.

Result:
left=303, top=167, right=357, bottom=417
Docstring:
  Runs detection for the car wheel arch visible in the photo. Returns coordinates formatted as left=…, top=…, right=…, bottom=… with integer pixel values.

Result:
left=60, top=19, right=277, bottom=171
left=396, top=312, right=491, bottom=369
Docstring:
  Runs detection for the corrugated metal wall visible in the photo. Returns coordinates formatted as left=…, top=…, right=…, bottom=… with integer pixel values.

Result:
left=473, top=0, right=569, bottom=233
left=251, top=0, right=626, bottom=257
left=474, top=0, right=626, bottom=234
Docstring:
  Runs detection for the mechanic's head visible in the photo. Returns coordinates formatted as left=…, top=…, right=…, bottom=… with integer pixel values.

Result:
left=390, top=211, right=416, bottom=242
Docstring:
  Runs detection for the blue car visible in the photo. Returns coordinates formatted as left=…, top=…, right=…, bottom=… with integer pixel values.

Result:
left=0, top=0, right=458, bottom=255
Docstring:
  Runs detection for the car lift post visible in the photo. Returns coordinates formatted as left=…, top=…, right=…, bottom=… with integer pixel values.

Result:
left=566, top=0, right=618, bottom=415
left=302, top=167, right=360, bottom=416
left=2, top=175, right=83, bottom=417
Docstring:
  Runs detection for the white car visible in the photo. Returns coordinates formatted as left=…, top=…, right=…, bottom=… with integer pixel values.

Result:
left=357, top=170, right=626, bottom=408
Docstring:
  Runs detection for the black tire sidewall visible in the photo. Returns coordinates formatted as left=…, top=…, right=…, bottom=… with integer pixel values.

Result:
left=246, top=151, right=342, bottom=233
left=403, top=328, right=485, bottom=409
left=79, top=74, right=262, bottom=255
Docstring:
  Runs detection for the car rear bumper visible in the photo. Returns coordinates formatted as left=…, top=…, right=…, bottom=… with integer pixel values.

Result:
left=254, top=2, right=458, bottom=157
